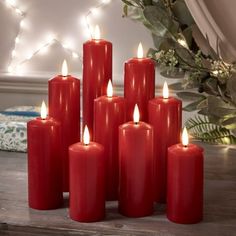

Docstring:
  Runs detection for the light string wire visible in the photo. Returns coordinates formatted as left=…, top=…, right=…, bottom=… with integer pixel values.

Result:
left=3, top=0, right=111, bottom=74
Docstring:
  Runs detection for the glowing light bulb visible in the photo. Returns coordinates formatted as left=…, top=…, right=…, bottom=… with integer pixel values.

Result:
left=102, top=0, right=111, bottom=3
left=90, top=7, right=100, bottom=16
left=80, top=16, right=87, bottom=27
left=46, top=33, right=55, bottom=42
left=15, top=8, right=23, bottom=15
left=11, top=50, right=16, bottom=57
left=72, top=52, right=79, bottom=58
left=83, top=125, right=90, bottom=145
left=62, top=60, right=68, bottom=76
left=182, top=127, right=189, bottom=147
left=212, top=70, right=219, bottom=76
left=137, top=42, right=144, bottom=59
left=40, top=101, right=47, bottom=119
left=6, top=0, right=16, bottom=7
left=15, top=37, right=20, bottom=44
left=163, top=81, right=169, bottom=99
left=8, top=66, right=13, bottom=73
left=20, top=20, right=25, bottom=28
left=26, top=52, right=33, bottom=60
left=40, top=46, right=48, bottom=54
left=178, top=38, right=188, bottom=48
left=107, top=80, right=113, bottom=97
left=133, top=104, right=140, bottom=123
left=93, top=25, right=101, bottom=40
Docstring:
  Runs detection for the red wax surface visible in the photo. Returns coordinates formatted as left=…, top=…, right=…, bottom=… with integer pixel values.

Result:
left=49, top=75, right=80, bottom=192
left=27, top=117, right=63, bottom=210
left=83, top=39, right=112, bottom=138
left=119, top=121, right=154, bottom=217
left=167, top=143, right=204, bottom=224
left=69, top=142, right=105, bottom=222
left=124, top=58, right=155, bottom=121
left=94, top=95, right=126, bottom=200
left=148, top=97, right=182, bottom=203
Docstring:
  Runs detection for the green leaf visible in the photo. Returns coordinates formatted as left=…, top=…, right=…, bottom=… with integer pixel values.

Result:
left=186, top=115, right=236, bottom=144
left=123, top=4, right=128, bottom=17
left=143, top=0, right=153, bottom=6
left=172, top=0, right=194, bottom=26
left=207, top=96, right=236, bottom=118
left=182, top=27, right=192, bottom=48
left=160, top=67, right=185, bottom=78
left=143, top=6, right=178, bottom=38
left=147, top=48, right=158, bottom=58
left=169, top=82, right=184, bottom=90
left=221, top=117, right=236, bottom=130
left=175, top=47, right=196, bottom=67
left=227, top=75, right=236, bottom=104
left=183, top=100, right=205, bottom=112
left=151, top=34, right=165, bottom=50
left=176, top=92, right=205, bottom=101
left=122, top=0, right=142, bottom=7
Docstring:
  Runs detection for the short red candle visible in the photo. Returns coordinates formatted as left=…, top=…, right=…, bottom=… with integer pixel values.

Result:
left=69, top=126, right=105, bottom=222
left=167, top=128, right=204, bottom=224
left=94, top=81, right=126, bottom=200
left=119, top=105, right=154, bottom=217
left=148, top=82, right=182, bottom=203
left=27, top=102, right=63, bottom=210
left=124, top=43, right=155, bottom=121
left=49, top=60, right=80, bottom=192
left=83, top=26, right=112, bottom=138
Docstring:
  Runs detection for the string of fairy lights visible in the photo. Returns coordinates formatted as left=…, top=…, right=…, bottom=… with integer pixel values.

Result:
left=3, top=0, right=111, bottom=74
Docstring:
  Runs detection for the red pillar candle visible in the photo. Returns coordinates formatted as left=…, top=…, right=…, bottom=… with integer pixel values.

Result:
left=148, top=82, right=182, bottom=203
left=49, top=60, right=80, bottom=192
left=124, top=43, right=155, bottom=121
left=94, top=80, right=126, bottom=201
left=167, top=128, right=204, bottom=224
left=69, top=126, right=105, bottom=222
left=119, top=105, right=154, bottom=217
left=83, top=25, right=112, bottom=138
left=27, top=101, right=63, bottom=210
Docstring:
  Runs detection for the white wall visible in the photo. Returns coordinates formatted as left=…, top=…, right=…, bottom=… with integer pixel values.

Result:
left=0, top=0, right=153, bottom=82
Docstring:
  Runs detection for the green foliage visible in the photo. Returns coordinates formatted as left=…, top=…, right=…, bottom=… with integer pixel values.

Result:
left=186, top=116, right=236, bottom=144
left=122, top=0, right=236, bottom=144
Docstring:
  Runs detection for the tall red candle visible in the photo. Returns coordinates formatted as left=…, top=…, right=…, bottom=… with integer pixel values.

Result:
left=148, top=82, right=182, bottom=203
left=119, top=105, right=154, bottom=217
left=167, top=128, right=204, bottom=224
left=27, top=101, right=63, bottom=210
left=69, top=126, right=105, bottom=222
left=124, top=43, right=155, bottom=121
left=94, top=80, right=126, bottom=201
left=83, top=25, right=112, bottom=138
left=49, top=60, right=80, bottom=192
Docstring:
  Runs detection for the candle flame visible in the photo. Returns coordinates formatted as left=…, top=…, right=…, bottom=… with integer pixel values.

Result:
left=182, top=127, right=189, bottom=147
left=40, top=101, right=47, bottom=119
left=137, top=42, right=144, bottom=59
left=107, top=80, right=113, bottom=97
left=62, top=60, right=68, bottom=76
left=83, top=125, right=90, bottom=145
left=163, top=81, right=169, bottom=99
left=94, top=25, right=101, bottom=40
left=133, top=104, right=140, bottom=123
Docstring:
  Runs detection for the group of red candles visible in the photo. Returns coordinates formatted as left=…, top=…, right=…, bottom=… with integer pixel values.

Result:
left=27, top=26, right=204, bottom=224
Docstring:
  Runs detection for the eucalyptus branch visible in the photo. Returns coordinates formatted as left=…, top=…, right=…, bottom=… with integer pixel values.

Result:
left=175, top=52, right=209, bottom=73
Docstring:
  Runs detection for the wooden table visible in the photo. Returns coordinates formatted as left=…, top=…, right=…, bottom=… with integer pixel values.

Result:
left=0, top=143, right=236, bottom=236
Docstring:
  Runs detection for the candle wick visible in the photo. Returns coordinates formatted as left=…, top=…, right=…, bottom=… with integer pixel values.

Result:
left=135, top=122, right=138, bottom=125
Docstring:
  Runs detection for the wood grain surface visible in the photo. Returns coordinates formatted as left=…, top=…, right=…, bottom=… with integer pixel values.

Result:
left=0, top=143, right=236, bottom=236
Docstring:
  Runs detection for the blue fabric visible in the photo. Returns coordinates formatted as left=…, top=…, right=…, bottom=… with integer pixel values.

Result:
left=0, top=111, right=40, bottom=117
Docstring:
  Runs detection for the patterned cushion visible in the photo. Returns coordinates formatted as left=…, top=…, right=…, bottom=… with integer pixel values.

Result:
left=0, top=106, right=39, bottom=152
